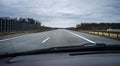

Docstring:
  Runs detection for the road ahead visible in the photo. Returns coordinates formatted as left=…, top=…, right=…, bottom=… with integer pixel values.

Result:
left=0, top=29, right=120, bottom=55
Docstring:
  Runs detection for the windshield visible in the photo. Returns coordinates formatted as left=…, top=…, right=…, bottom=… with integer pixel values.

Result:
left=0, top=0, right=120, bottom=55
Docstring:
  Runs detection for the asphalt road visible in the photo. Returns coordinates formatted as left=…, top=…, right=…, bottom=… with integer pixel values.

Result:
left=0, top=29, right=120, bottom=55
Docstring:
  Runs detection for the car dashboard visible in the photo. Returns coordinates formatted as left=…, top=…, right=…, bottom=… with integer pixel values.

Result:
left=0, top=52, right=120, bottom=66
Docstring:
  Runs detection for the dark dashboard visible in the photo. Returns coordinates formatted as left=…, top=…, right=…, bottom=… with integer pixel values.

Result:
left=0, top=52, right=120, bottom=66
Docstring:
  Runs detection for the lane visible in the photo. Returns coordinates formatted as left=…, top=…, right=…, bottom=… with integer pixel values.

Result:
left=0, top=29, right=91, bottom=54
left=0, top=29, right=120, bottom=55
left=68, top=30, right=120, bottom=45
left=0, top=30, right=55, bottom=54
left=0, top=34, right=33, bottom=42
left=43, top=29, right=90, bottom=47
left=42, top=37, right=50, bottom=43
left=0, top=33, right=33, bottom=40
left=66, top=30, right=96, bottom=43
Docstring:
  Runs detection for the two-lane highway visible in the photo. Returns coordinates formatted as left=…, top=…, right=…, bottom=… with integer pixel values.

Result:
left=0, top=29, right=120, bottom=55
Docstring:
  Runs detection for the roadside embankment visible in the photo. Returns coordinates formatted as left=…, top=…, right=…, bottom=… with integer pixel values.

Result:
left=0, top=29, right=52, bottom=36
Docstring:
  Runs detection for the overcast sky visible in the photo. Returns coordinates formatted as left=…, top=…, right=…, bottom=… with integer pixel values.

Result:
left=0, top=0, right=120, bottom=27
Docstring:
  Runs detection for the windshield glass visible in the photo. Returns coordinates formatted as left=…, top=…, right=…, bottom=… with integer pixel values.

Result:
left=0, top=0, right=120, bottom=55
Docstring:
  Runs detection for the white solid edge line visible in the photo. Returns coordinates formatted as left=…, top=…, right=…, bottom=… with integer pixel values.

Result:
left=0, top=35, right=28, bottom=42
left=42, top=37, right=50, bottom=43
left=67, top=31, right=96, bottom=43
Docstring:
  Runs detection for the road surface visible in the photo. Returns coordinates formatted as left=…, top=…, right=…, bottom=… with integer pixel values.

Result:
left=0, top=29, right=120, bottom=55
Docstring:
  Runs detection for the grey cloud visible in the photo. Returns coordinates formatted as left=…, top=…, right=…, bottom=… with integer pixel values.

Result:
left=0, top=0, right=120, bottom=27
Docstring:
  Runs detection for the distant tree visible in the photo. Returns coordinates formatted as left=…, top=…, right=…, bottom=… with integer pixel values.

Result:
left=76, top=23, right=120, bottom=30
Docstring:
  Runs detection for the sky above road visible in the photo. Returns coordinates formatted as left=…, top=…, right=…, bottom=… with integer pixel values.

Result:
left=0, top=0, right=120, bottom=27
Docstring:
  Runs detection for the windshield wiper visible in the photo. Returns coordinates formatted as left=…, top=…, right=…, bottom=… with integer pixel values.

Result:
left=69, top=51, right=120, bottom=56
left=80, top=42, right=106, bottom=47
left=48, top=43, right=106, bottom=51
left=0, top=43, right=120, bottom=58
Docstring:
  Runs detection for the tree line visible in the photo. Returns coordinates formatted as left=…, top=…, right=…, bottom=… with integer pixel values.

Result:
left=76, top=23, right=120, bottom=30
left=0, top=17, right=41, bottom=24
left=0, top=17, right=52, bottom=33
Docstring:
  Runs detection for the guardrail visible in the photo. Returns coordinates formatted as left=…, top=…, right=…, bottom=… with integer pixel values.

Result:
left=79, top=30, right=120, bottom=40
